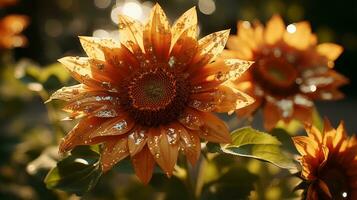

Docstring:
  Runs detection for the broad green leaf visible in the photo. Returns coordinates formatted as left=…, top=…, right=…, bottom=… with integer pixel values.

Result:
left=221, top=127, right=297, bottom=170
left=200, top=166, right=258, bottom=200
left=44, top=146, right=102, bottom=195
left=270, top=128, right=298, bottom=154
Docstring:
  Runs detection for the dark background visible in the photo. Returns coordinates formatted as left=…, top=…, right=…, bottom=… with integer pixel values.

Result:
left=5, top=0, right=357, bottom=131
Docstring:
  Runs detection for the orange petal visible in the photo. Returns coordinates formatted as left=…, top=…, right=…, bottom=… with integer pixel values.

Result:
left=101, top=137, right=129, bottom=172
left=292, top=104, right=313, bottom=125
left=132, top=146, right=155, bottom=184
left=283, top=21, right=312, bottom=49
left=180, top=128, right=201, bottom=166
left=236, top=95, right=262, bottom=118
left=317, top=43, right=343, bottom=62
left=304, top=123, right=323, bottom=144
left=197, top=112, right=231, bottom=143
left=178, top=107, right=204, bottom=130
left=127, top=126, right=148, bottom=156
left=90, top=115, right=135, bottom=138
left=79, top=36, right=118, bottom=60
left=102, top=45, right=140, bottom=74
left=118, top=15, right=145, bottom=54
left=143, top=3, right=171, bottom=62
left=292, top=136, right=319, bottom=157
left=147, top=125, right=180, bottom=176
left=59, top=117, right=108, bottom=152
left=263, top=101, right=281, bottom=131
left=170, top=7, right=197, bottom=51
left=264, top=15, right=285, bottom=44
left=237, top=21, right=257, bottom=49
left=226, top=35, right=254, bottom=59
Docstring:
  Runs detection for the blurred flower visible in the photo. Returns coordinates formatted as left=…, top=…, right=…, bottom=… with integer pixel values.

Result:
left=48, top=4, right=254, bottom=183
left=293, top=120, right=357, bottom=199
left=224, top=15, right=348, bottom=130
left=0, top=0, right=29, bottom=49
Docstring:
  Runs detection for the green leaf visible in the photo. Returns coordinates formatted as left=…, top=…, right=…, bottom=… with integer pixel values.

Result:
left=44, top=146, right=102, bottom=196
left=200, top=166, right=258, bottom=200
left=221, top=127, right=297, bottom=170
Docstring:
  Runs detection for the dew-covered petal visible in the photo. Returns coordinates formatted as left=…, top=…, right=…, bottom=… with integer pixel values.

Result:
left=59, top=117, right=108, bottom=153
left=317, top=43, right=343, bottom=62
left=79, top=36, right=119, bottom=60
left=170, top=7, right=197, bottom=51
left=143, top=3, right=171, bottom=62
left=180, top=128, right=201, bottom=166
left=90, top=114, right=135, bottom=138
left=169, top=26, right=199, bottom=71
left=47, top=84, right=88, bottom=102
left=101, top=137, right=129, bottom=172
left=190, top=59, right=253, bottom=84
left=283, top=21, right=312, bottom=50
left=264, top=15, right=285, bottom=44
left=193, top=29, right=230, bottom=65
left=102, top=45, right=140, bottom=73
left=132, top=145, right=155, bottom=184
left=147, top=125, right=180, bottom=176
left=178, top=108, right=204, bottom=130
left=197, top=112, right=231, bottom=144
left=118, top=15, right=145, bottom=54
left=127, top=126, right=148, bottom=156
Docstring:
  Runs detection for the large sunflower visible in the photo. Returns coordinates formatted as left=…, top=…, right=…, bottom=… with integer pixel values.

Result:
left=293, top=120, right=357, bottom=199
left=224, top=15, right=348, bottom=130
left=0, top=0, right=28, bottom=49
left=48, top=4, right=254, bottom=183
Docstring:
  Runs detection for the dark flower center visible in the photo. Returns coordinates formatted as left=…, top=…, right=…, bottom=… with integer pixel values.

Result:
left=252, top=57, right=299, bottom=97
left=120, top=67, right=190, bottom=127
left=318, top=164, right=350, bottom=199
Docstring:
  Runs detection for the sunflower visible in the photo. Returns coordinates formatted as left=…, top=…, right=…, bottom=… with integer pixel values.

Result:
left=224, top=15, right=348, bottom=130
left=48, top=4, right=254, bottom=183
left=0, top=0, right=28, bottom=49
left=293, top=120, right=357, bottom=199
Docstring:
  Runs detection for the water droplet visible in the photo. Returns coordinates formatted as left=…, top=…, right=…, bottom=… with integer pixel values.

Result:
left=113, top=120, right=127, bottom=130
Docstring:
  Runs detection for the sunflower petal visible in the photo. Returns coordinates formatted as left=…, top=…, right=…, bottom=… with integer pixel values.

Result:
left=59, top=117, right=108, bottom=152
left=265, top=15, right=285, bottom=44
left=317, top=43, right=343, bottom=62
left=178, top=108, right=204, bottom=130
left=79, top=36, right=119, bottom=60
left=143, top=3, right=171, bottom=61
left=132, top=146, right=155, bottom=184
left=180, top=129, right=201, bottom=166
left=283, top=21, right=312, bottom=49
left=47, top=84, right=88, bottom=102
left=118, top=15, right=144, bottom=54
left=147, top=125, right=180, bottom=176
left=170, top=7, right=197, bottom=51
left=101, top=137, right=129, bottom=172
left=197, top=112, right=231, bottom=143
left=127, top=126, right=148, bottom=156
left=90, top=115, right=134, bottom=138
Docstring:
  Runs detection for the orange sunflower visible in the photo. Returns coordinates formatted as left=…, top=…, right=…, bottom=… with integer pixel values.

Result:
left=48, top=4, right=254, bottom=183
left=224, top=15, right=348, bottom=130
left=293, top=120, right=357, bottom=199
left=0, top=0, right=28, bottom=49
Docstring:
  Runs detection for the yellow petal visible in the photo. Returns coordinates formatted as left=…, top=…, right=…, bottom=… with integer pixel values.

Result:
left=196, top=29, right=230, bottom=64
left=265, top=15, right=285, bottom=44
left=47, top=84, right=88, bottom=102
left=127, top=126, right=148, bottom=156
left=170, top=7, right=197, bottom=51
left=283, top=21, right=312, bottom=49
left=79, top=36, right=119, bottom=60
left=118, top=15, right=145, bottom=54
left=101, top=137, right=129, bottom=172
left=143, top=3, right=171, bottom=61
left=226, top=36, right=254, bottom=59
left=132, top=146, right=155, bottom=184
left=292, top=136, right=319, bottom=157
left=317, top=43, right=343, bottom=62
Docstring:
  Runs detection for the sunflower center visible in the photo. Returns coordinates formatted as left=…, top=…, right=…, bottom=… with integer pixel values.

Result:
left=318, top=165, right=350, bottom=199
left=252, top=58, right=299, bottom=97
left=121, top=67, right=190, bottom=127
